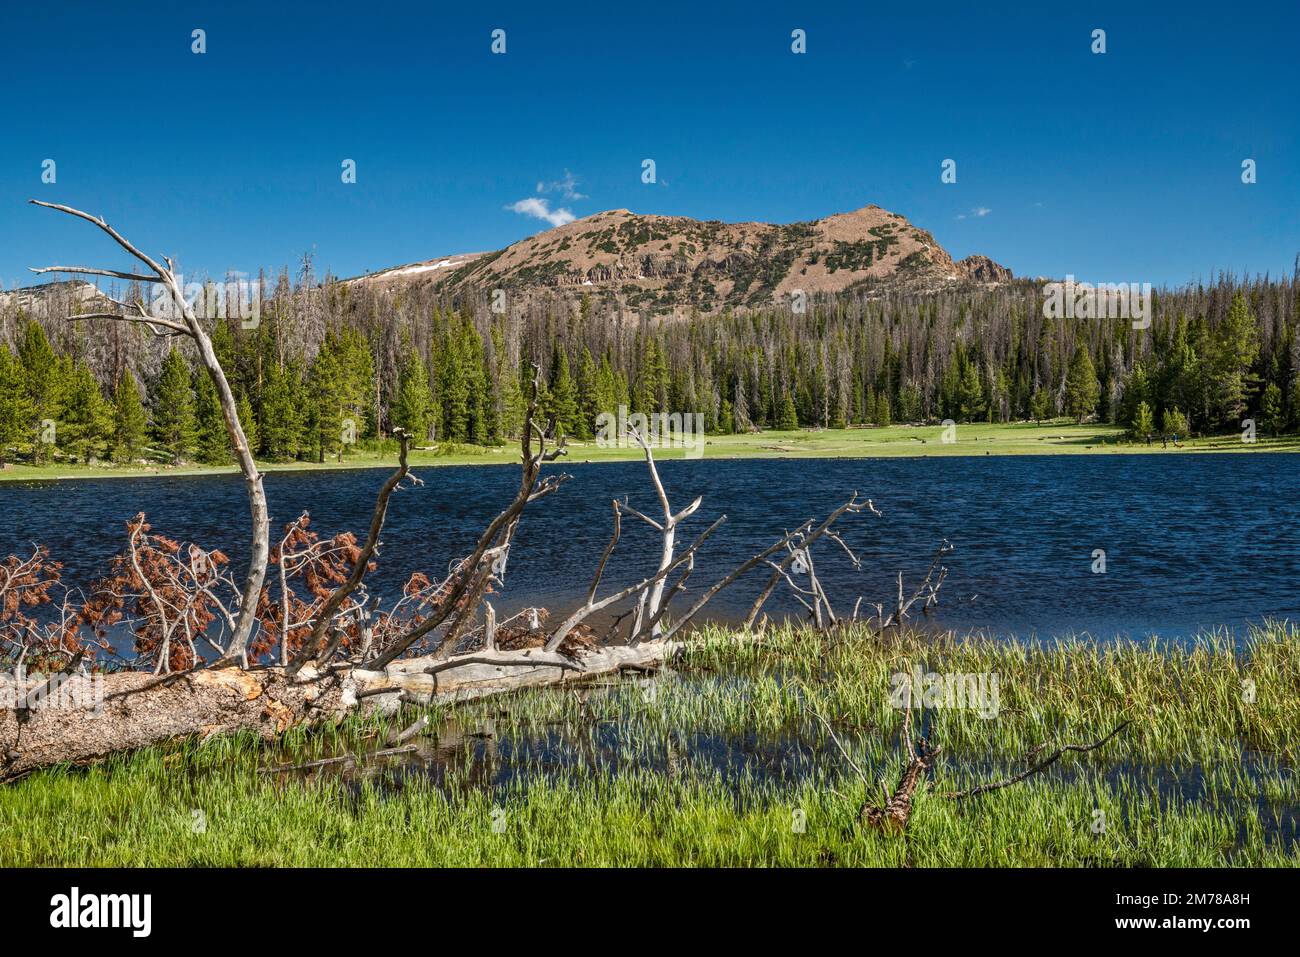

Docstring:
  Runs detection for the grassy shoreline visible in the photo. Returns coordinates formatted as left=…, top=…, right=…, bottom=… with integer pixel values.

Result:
left=2, top=622, right=1295, bottom=867
left=3, top=420, right=1298, bottom=483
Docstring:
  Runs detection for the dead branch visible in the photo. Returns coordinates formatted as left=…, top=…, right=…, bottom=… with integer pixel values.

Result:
left=938, top=720, right=1133, bottom=800
left=361, top=365, right=568, bottom=671
left=287, top=429, right=417, bottom=673
left=30, top=200, right=269, bottom=667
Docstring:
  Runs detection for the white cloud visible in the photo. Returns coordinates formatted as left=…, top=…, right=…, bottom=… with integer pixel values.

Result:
left=536, top=169, right=586, bottom=200
left=506, top=197, right=576, bottom=228
left=956, top=207, right=992, bottom=220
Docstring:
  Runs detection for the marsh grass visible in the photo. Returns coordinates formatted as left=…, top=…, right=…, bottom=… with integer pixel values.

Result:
left=1, top=622, right=1296, bottom=866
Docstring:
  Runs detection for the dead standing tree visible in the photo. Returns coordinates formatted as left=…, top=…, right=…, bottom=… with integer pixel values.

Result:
left=28, top=200, right=268, bottom=667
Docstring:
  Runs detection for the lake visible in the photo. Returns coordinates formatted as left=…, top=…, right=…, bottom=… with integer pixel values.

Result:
left=2, top=453, right=1296, bottom=644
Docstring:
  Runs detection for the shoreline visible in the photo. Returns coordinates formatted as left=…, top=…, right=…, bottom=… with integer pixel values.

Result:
left=2, top=420, right=1297, bottom=483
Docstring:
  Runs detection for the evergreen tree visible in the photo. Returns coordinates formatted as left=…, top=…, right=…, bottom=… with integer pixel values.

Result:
left=718, top=396, right=735, bottom=434
left=1161, top=407, right=1189, bottom=439
left=17, top=321, right=60, bottom=464
left=259, top=359, right=302, bottom=460
left=193, top=367, right=231, bottom=464
left=1064, top=345, right=1100, bottom=422
left=496, top=346, right=525, bottom=439
left=459, top=319, right=490, bottom=444
left=112, top=370, right=148, bottom=463
left=437, top=326, right=469, bottom=442
left=0, top=344, right=34, bottom=467
left=1030, top=387, right=1053, bottom=423
left=775, top=390, right=799, bottom=430
left=1260, top=382, right=1283, bottom=435
left=1209, top=293, right=1260, bottom=427
left=391, top=347, right=434, bottom=440
left=60, top=361, right=112, bottom=463
left=1121, top=361, right=1151, bottom=429
left=634, top=336, right=668, bottom=413
left=307, top=328, right=373, bottom=462
left=236, top=392, right=258, bottom=455
left=575, top=347, right=599, bottom=439
left=546, top=343, right=579, bottom=437
left=874, top=391, right=892, bottom=427
left=956, top=357, right=985, bottom=422
left=1131, top=400, right=1155, bottom=440
left=151, top=348, right=197, bottom=463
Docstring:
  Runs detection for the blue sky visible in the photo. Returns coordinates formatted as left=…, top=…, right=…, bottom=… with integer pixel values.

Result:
left=2, top=0, right=1296, bottom=290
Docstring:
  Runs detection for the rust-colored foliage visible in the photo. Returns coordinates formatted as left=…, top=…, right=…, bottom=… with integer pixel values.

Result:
left=3, top=509, right=479, bottom=672
left=250, top=514, right=369, bottom=662
left=0, top=546, right=100, bottom=665
left=82, top=513, right=235, bottom=672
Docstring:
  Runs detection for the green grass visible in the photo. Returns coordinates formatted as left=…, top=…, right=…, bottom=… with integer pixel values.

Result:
left=1, top=622, right=1296, bottom=866
left=3, top=420, right=1296, bottom=483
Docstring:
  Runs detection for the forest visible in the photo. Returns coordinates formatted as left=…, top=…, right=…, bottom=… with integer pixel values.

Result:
left=1, top=263, right=1297, bottom=467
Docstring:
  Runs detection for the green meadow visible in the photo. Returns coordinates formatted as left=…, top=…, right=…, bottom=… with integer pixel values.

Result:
left=2, top=420, right=1296, bottom=483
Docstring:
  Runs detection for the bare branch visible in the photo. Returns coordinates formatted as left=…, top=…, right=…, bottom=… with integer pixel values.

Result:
left=29, top=265, right=161, bottom=283
left=939, top=721, right=1133, bottom=800
left=28, top=200, right=167, bottom=277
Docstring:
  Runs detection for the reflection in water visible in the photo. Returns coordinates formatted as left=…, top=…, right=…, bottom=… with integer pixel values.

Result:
left=261, top=673, right=1297, bottom=854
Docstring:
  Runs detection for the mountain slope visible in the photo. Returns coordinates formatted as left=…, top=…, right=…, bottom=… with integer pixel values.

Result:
left=349, top=205, right=1012, bottom=314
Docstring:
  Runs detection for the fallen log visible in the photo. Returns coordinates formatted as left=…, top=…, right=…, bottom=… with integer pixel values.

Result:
left=0, top=641, right=680, bottom=781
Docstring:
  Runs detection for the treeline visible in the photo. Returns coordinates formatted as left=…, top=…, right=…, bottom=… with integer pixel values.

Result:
left=1, top=263, right=1298, bottom=466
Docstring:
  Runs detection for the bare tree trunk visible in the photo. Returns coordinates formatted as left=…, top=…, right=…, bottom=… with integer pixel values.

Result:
left=28, top=201, right=269, bottom=666
left=0, top=643, right=679, bottom=781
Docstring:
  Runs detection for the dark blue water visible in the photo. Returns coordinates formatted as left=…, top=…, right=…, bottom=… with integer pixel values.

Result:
left=2, top=454, right=1297, bottom=642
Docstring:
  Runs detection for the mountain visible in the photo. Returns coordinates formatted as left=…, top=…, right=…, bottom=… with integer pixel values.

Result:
left=0, top=279, right=111, bottom=317
left=346, top=205, right=1013, bottom=315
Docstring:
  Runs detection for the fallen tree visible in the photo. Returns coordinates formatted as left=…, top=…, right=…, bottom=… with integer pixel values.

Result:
left=2, top=204, right=945, bottom=782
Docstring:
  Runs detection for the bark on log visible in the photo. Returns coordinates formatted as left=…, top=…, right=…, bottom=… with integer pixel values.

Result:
left=0, top=642, right=679, bottom=781
left=860, top=751, right=932, bottom=832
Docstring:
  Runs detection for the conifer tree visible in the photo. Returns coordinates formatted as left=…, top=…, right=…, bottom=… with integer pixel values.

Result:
left=237, top=391, right=258, bottom=455
left=17, top=321, right=60, bottom=465
left=1131, top=400, right=1155, bottom=439
left=60, top=361, right=112, bottom=463
left=1161, top=406, right=1189, bottom=439
left=546, top=342, right=579, bottom=437
left=0, top=344, right=34, bottom=467
left=575, top=347, right=599, bottom=439
left=1030, top=387, right=1052, bottom=423
left=776, top=390, right=799, bottom=430
left=151, top=347, right=197, bottom=463
left=1210, top=293, right=1260, bottom=427
left=259, top=360, right=302, bottom=460
left=391, top=347, right=434, bottom=441
left=1064, top=344, right=1100, bottom=423
left=438, top=327, right=469, bottom=442
left=193, top=366, right=231, bottom=464
left=112, top=370, right=148, bottom=463
left=495, top=347, right=525, bottom=439
left=1260, top=382, right=1283, bottom=435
